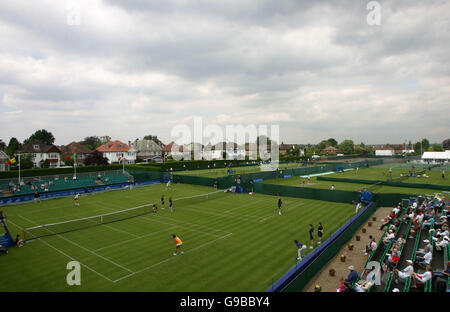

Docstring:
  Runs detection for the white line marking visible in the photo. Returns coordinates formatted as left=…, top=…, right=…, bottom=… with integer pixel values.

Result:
left=17, top=213, right=134, bottom=273
left=113, top=233, right=233, bottom=283
left=93, top=226, right=178, bottom=251
left=259, top=201, right=306, bottom=222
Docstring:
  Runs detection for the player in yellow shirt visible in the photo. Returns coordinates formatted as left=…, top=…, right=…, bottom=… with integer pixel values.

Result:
left=173, top=234, right=184, bottom=256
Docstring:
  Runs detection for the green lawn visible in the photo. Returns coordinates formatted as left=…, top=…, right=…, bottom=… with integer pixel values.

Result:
left=264, top=175, right=447, bottom=196
left=0, top=183, right=355, bottom=291
left=332, top=167, right=449, bottom=186
left=175, top=162, right=312, bottom=178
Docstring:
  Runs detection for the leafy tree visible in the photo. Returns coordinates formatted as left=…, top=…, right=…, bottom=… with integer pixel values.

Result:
left=80, top=136, right=102, bottom=150
left=24, top=129, right=55, bottom=145
left=432, top=144, right=444, bottom=152
left=11, top=154, right=34, bottom=170
left=442, top=139, right=450, bottom=149
left=338, top=139, right=355, bottom=155
left=327, top=138, right=338, bottom=147
left=84, top=151, right=109, bottom=166
left=6, top=137, right=21, bottom=157
left=143, top=135, right=164, bottom=146
left=99, top=136, right=111, bottom=144
left=413, top=138, right=431, bottom=154
left=0, top=139, right=6, bottom=151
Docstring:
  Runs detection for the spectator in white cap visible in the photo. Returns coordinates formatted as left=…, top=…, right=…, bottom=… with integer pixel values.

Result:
left=392, top=288, right=400, bottom=292
left=417, top=239, right=433, bottom=255
left=394, top=260, right=414, bottom=283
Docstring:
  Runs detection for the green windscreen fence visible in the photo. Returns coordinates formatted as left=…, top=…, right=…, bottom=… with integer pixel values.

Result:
left=127, top=170, right=162, bottom=183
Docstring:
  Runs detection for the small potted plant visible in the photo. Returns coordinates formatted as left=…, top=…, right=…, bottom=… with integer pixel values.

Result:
left=348, top=243, right=354, bottom=251
left=356, top=235, right=361, bottom=241
left=329, top=268, right=336, bottom=276
left=362, top=228, right=367, bottom=233
left=368, top=221, right=373, bottom=227
left=314, top=284, right=322, bottom=292
left=372, top=216, right=377, bottom=221
left=340, top=254, right=346, bottom=262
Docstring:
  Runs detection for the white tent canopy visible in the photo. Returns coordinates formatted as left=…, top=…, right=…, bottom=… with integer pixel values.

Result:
left=421, top=151, right=450, bottom=160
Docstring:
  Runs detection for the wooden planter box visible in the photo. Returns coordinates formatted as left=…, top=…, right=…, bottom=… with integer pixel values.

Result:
left=356, top=235, right=361, bottom=241
left=340, top=255, right=346, bottom=262
left=362, top=228, right=367, bottom=233
left=348, top=244, right=354, bottom=251
left=368, top=222, right=372, bottom=227
left=372, top=216, right=377, bottom=221
left=329, top=270, right=336, bottom=276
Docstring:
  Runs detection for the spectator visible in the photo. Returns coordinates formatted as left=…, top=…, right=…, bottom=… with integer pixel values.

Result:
left=412, top=266, right=433, bottom=288
left=409, top=220, right=421, bottom=239
left=433, top=261, right=450, bottom=279
left=14, top=234, right=23, bottom=247
left=434, top=236, right=449, bottom=251
left=394, top=260, right=414, bottom=283
left=379, top=217, right=392, bottom=231
left=345, top=265, right=359, bottom=284
left=415, top=247, right=432, bottom=270
left=365, top=236, right=377, bottom=255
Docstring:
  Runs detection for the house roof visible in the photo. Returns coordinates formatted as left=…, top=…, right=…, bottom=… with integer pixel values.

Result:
left=60, top=142, right=93, bottom=155
left=20, top=141, right=61, bottom=154
left=322, top=146, right=337, bottom=151
left=163, top=141, right=183, bottom=152
left=132, top=139, right=163, bottom=152
left=279, top=144, right=303, bottom=150
left=0, top=150, right=9, bottom=161
left=96, top=140, right=131, bottom=152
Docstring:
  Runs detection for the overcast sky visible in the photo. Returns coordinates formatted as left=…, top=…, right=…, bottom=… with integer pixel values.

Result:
left=0, top=0, right=449, bottom=146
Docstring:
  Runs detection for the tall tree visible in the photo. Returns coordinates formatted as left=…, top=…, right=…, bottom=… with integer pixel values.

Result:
left=80, top=136, right=102, bottom=150
left=442, top=139, right=450, bottom=149
left=327, top=138, right=338, bottom=147
left=338, top=139, right=355, bottom=155
left=24, top=129, right=55, bottom=145
left=143, top=135, right=164, bottom=146
left=6, top=137, right=21, bottom=157
left=99, top=136, right=111, bottom=144
left=432, top=144, right=444, bottom=152
left=0, top=139, right=6, bottom=151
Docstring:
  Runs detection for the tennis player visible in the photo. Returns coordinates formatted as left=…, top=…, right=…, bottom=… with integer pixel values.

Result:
left=169, top=197, right=173, bottom=212
left=173, top=234, right=184, bottom=256
left=317, top=222, right=323, bottom=244
left=309, top=224, right=314, bottom=249
left=161, top=195, right=165, bottom=209
left=74, top=193, right=80, bottom=206
left=166, top=179, right=171, bottom=190
left=278, top=196, right=283, bottom=215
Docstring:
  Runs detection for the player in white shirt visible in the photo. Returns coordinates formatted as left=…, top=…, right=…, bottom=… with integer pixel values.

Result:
left=74, top=193, right=80, bottom=206
left=166, top=179, right=171, bottom=190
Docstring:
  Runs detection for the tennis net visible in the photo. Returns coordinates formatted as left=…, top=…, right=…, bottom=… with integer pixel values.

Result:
left=23, top=190, right=227, bottom=240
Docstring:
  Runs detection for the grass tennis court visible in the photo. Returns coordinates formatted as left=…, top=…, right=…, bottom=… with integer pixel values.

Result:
left=264, top=166, right=449, bottom=196
left=0, top=183, right=355, bottom=292
left=175, top=162, right=313, bottom=178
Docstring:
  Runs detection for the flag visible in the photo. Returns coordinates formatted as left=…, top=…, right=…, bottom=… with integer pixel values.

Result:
left=118, top=156, right=122, bottom=161
left=7, top=157, right=16, bottom=165
left=65, top=154, right=75, bottom=161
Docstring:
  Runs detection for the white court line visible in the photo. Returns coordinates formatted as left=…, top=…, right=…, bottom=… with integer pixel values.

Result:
left=259, top=201, right=306, bottom=222
left=16, top=213, right=134, bottom=274
left=94, top=225, right=179, bottom=252
left=6, top=219, right=114, bottom=283
left=113, top=232, right=233, bottom=283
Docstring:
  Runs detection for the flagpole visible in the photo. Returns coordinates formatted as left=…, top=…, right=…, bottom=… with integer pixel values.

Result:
left=18, top=153, right=21, bottom=184
left=74, top=152, right=77, bottom=178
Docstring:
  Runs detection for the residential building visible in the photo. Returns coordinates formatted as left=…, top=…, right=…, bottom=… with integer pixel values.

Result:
left=131, top=139, right=163, bottom=162
left=96, top=140, right=136, bottom=164
left=322, top=146, right=338, bottom=155
left=59, top=142, right=93, bottom=165
left=19, top=141, right=62, bottom=168
left=0, top=150, right=8, bottom=171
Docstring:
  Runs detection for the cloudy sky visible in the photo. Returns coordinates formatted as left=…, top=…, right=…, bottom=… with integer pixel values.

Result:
left=0, top=0, right=449, bottom=146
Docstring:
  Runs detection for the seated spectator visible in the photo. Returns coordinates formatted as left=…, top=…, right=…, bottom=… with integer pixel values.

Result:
left=412, top=266, right=433, bottom=288
left=365, top=236, right=377, bottom=255
left=345, top=265, right=359, bottom=284
left=379, top=217, right=392, bottom=231
left=417, top=239, right=433, bottom=254
left=394, top=260, right=414, bottom=283
left=353, top=279, right=373, bottom=292
left=14, top=234, right=23, bottom=247
left=433, top=261, right=450, bottom=279
left=396, top=234, right=406, bottom=247
left=336, top=277, right=346, bottom=292
left=434, top=236, right=449, bottom=251
left=415, top=247, right=432, bottom=270
left=409, top=220, right=421, bottom=239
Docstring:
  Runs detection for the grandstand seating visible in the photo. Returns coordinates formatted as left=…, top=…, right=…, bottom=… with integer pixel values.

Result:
left=1, top=172, right=131, bottom=197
